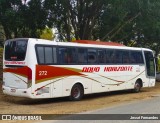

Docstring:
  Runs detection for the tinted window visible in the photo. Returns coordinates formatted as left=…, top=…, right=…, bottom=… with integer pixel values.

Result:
left=58, top=47, right=77, bottom=64
left=88, top=49, right=97, bottom=63
left=122, top=50, right=130, bottom=64
left=36, top=46, right=57, bottom=64
left=53, top=48, right=57, bottom=64
left=78, top=48, right=87, bottom=63
left=98, top=49, right=106, bottom=63
left=144, top=51, right=155, bottom=76
left=130, top=51, right=144, bottom=64
left=45, top=47, right=53, bottom=64
left=37, top=47, right=45, bottom=64
left=106, top=49, right=115, bottom=63
left=5, top=40, right=28, bottom=61
left=114, top=50, right=123, bottom=64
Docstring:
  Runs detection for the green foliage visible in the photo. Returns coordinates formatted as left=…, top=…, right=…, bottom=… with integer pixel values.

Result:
left=0, top=24, right=5, bottom=46
left=39, top=27, right=54, bottom=40
left=44, top=0, right=109, bottom=41
left=91, top=0, right=160, bottom=55
left=0, top=0, right=48, bottom=39
left=97, top=0, right=142, bottom=42
left=0, top=0, right=160, bottom=55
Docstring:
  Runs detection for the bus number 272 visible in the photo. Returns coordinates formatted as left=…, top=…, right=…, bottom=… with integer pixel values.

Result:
left=39, top=71, right=47, bottom=76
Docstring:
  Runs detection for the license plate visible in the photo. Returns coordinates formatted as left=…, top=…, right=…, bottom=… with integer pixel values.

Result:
left=11, top=89, right=16, bottom=93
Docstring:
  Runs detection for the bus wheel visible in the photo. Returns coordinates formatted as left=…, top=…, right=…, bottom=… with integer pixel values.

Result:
left=70, top=84, right=84, bottom=101
left=133, top=81, right=142, bottom=93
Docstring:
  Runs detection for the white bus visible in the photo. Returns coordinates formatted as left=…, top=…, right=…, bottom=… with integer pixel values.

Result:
left=3, top=38, right=156, bottom=101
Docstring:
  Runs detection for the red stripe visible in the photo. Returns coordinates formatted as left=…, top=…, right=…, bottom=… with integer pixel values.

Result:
left=3, top=66, right=32, bottom=80
left=74, top=40, right=125, bottom=46
left=36, top=65, right=83, bottom=82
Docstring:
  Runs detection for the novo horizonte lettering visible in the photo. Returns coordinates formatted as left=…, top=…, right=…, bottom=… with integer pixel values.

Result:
left=82, top=66, right=133, bottom=72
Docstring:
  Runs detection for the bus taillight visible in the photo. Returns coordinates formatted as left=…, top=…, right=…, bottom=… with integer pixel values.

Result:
left=27, top=68, right=32, bottom=88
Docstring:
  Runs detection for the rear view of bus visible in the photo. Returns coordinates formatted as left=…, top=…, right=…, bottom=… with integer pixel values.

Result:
left=3, top=39, right=32, bottom=98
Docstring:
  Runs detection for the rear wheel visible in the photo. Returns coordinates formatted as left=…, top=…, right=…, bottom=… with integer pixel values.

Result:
left=133, top=81, right=142, bottom=93
left=70, top=84, right=84, bottom=101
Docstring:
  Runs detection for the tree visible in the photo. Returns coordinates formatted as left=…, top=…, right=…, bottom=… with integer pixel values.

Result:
left=140, top=0, right=160, bottom=56
left=39, top=27, right=54, bottom=40
left=21, top=0, right=48, bottom=38
left=44, top=0, right=108, bottom=41
left=94, top=0, right=160, bottom=55
left=0, top=24, right=5, bottom=46
left=0, top=0, right=160, bottom=56
left=0, top=0, right=49, bottom=39
left=0, top=0, right=22, bottom=39
left=95, top=0, right=142, bottom=43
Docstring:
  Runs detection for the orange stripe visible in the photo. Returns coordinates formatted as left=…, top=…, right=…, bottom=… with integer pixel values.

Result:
left=36, top=65, right=83, bottom=83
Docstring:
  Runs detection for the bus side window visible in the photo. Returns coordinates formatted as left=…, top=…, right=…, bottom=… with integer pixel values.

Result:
left=58, top=47, right=76, bottom=64
left=98, top=49, right=105, bottom=64
left=36, top=46, right=57, bottom=64
left=114, top=50, right=123, bottom=64
left=37, top=46, right=45, bottom=64
left=88, top=49, right=97, bottom=64
left=58, top=47, right=66, bottom=64
left=78, top=48, right=87, bottom=63
left=52, top=47, right=57, bottom=64
left=122, top=50, right=130, bottom=64
left=45, top=47, right=53, bottom=64
left=106, top=49, right=115, bottom=64
left=66, top=48, right=77, bottom=64
left=130, top=51, right=144, bottom=64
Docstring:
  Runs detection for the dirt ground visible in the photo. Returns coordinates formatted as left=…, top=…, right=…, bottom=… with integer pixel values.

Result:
left=0, top=82, right=160, bottom=122
left=0, top=83, right=160, bottom=115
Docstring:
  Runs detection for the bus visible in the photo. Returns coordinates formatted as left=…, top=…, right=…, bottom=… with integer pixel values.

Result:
left=2, top=38, right=156, bottom=101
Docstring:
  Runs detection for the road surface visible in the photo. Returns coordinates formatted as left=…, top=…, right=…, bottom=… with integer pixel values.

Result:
left=41, top=95, right=160, bottom=123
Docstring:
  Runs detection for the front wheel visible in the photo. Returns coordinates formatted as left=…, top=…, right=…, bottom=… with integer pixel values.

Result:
left=70, top=84, right=84, bottom=101
left=133, top=81, right=142, bottom=93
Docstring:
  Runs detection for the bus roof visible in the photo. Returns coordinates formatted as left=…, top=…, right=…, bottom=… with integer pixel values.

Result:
left=74, top=40, right=125, bottom=46
left=26, top=38, right=152, bottom=52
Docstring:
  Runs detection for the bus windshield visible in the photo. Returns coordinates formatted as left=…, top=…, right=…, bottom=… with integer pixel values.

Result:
left=5, top=39, right=28, bottom=61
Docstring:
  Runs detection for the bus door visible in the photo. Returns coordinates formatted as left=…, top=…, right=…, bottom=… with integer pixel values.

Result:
left=144, top=51, right=156, bottom=86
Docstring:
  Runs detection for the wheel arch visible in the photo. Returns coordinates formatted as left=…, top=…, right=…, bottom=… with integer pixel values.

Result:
left=69, top=82, right=84, bottom=101
left=136, top=78, right=143, bottom=88
left=72, top=82, right=84, bottom=91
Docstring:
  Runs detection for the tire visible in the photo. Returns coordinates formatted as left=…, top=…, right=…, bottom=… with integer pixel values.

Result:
left=70, top=84, right=84, bottom=101
left=133, top=81, right=142, bottom=93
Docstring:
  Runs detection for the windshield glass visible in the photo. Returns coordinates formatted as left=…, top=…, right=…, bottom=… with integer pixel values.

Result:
left=5, top=39, right=28, bottom=61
